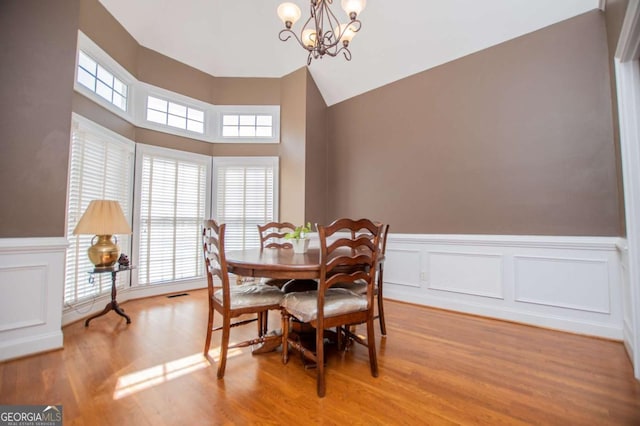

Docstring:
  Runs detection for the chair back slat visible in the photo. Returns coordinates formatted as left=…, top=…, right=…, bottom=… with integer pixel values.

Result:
left=257, top=221, right=296, bottom=249
left=317, top=218, right=383, bottom=320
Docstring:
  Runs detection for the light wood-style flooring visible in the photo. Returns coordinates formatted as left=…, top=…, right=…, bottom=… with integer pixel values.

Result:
left=1, top=289, right=639, bottom=425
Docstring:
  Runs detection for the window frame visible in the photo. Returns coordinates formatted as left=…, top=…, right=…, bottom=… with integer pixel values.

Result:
left=64, top=113, right=135, bottom=308
left=134, top=83, right=212, bottom=141
left=211, top=156, right=280, bottom=250
left=74, top=31, right=136, bottom=124
left=131, top=143, right=212, bottom=289
left=213, top=106, right=281, bottom=144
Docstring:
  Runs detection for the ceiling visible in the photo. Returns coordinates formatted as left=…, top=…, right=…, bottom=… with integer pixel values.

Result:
left=98, top=0, right=600, bottom=106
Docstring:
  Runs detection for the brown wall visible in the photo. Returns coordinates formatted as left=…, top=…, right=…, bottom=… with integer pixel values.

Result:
left=279, top=68, right=308, bottom=225
left=0, top=0, right=80, bottom=238
left=304, top=69, right=329, bottom=227
left=1, top=0, right=622, bottom=238
left=78, top=0, right=136, bottom=75
left=327, top=10, right=621, bottom=236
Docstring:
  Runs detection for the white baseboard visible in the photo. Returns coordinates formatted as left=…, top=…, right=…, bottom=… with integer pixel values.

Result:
left=62, top=278, right=207, bottom=326
left=0, top=330, right=63, bottom=361
left=383, top=234, right=624, bottom=339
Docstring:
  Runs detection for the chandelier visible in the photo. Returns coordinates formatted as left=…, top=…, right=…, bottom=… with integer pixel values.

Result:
left=277, top=0, right=366, bottom=65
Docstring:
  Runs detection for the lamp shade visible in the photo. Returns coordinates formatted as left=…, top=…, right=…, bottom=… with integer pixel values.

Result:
left=73, top=200, right=132, bottom=235
left=341, top=0, right=366, bottom=17
left=277, top=2, right=302, bottom=26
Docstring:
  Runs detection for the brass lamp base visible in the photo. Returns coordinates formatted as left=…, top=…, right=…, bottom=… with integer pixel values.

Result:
left=88, top=234, right=120, bottom=269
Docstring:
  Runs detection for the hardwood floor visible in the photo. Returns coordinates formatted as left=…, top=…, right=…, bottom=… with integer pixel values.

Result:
left=1, top=289, right=639, bottom=425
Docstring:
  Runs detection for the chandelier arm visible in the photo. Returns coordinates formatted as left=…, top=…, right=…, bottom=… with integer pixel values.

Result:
left=321, top=0, right=344, bottom=52
left=341, top=46, right=352, bottom=61
left=279, top=29, right=314, bottom=53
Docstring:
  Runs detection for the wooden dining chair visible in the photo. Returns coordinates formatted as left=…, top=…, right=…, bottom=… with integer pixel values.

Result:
left=334, top=223, right=390, bottom=335
left=257, top=222, right=295, bottom=291
left=257, top=222, right=318, bottom=294
left=203, top=219, right=284, bottom=379
left=280, top=218, right=383, bottom=397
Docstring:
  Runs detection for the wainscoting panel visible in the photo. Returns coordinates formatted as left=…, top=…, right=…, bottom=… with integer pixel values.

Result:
left=0, top=238, right=67, bottom=362
left=384, top=234, right=624, bottom=339
left=0, top=265, right=47, bottom=331
left=514, top=256, right=610, bottom=313
left=384, top=247, right=421, bottom=288
left=427, top=251, right=504, bottom=299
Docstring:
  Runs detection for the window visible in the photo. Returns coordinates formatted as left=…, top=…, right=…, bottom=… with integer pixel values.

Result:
left=76, top=31, right=280, bottom=144
left=222, top=114, right=273, bottom=138
left=212, top=157, right=279, bottom=250
left=146, top=95, right=205, bottom=134
left=215, top=106, right=280, bottom=143
left=77, top=50, right=128, bottom=111
left=65, top=114, right=135, bottom=305
left=134, top=145, right=211, bottom=286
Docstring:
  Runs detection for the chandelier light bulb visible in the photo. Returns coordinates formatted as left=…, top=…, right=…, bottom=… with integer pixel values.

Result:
left=341, top=0, right=366, bottom=19
left=337, top=23, right=358, bottom=44
left=301, top=28, right=317, bottom=48
left=277, top=2, right=302, bottom=28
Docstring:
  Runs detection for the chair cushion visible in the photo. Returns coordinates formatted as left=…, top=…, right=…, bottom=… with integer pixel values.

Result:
left=281, top=288, right=367, bottom=323
left=214, top=283, right=284, bottom=309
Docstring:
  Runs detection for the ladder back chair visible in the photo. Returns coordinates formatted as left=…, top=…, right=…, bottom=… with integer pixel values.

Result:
left=335, top=223, right=390, bottom=335
left=203, top=219, right=284, bottom=379
left=280, top=218, right=383, bottom=397
left=257, top=222, right=318, bottom=295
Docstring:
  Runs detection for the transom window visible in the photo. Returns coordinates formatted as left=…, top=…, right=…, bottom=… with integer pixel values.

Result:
left=146, top=96, right=205, bottom=134
left=222, top=114, right=273, bottom=138
left=77, top=50, right=127, bottom=111
left=76, top=31, right=280, bottom=144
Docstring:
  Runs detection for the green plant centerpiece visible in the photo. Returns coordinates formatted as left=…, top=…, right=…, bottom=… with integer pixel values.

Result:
left=285, top=222, right=312, bottom=253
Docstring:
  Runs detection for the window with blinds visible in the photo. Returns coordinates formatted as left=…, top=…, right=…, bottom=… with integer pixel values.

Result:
left=135, top=145, right=210, bottom=285
left=212, top=157, right=279, bottom=250
left=65, top=114, right=135, bottom=305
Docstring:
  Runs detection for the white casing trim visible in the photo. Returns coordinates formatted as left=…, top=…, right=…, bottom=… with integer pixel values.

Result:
left=614, top=0, right=640, bottom=380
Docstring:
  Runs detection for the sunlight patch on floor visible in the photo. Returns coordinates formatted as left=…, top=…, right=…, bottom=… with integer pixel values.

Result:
left=113, top=347, right=243, bottom=399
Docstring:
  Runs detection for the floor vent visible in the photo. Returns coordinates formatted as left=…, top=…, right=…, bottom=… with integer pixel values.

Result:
left=167, top=293, right=189, bottom=298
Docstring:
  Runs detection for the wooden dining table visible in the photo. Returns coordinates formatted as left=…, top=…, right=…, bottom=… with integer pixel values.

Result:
left=224, top=246, right=324, bottom=280
left=224, top=243, right=384, bottom=355
left=225, top=245, right=384, bottom=280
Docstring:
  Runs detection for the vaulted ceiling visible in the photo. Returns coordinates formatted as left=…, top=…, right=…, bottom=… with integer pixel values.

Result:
left=99, top=0, right=600, bottom=106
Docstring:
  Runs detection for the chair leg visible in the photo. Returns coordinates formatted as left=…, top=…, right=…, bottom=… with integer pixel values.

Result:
left=217, top=315, right=231, bottom=379
left=377, top=266, right=387, bottom=336
left=257, top=312, right=268, bottom=337
left=262, top=312, right=268, bottom=336
left=204, top=302, right=214, bottom=355
left=281, top=311, right=290, bottom=364
left=316, top=328, right=326, bottom=397
left=366, top=317, right=379, bottom=378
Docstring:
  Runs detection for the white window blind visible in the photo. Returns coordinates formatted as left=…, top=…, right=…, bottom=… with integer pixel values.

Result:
left=212, top=157, right=279, bottom=250
left=135, top=145, right=210, bottom=285
left=65, top=114, right=135, bottom=305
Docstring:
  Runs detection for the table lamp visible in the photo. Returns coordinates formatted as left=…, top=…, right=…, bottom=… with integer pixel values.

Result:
left=73, top=200, right=132, bottom=269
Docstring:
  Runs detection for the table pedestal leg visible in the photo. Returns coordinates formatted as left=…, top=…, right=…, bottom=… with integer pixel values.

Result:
left=85, top=270, right=132, bottom=326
